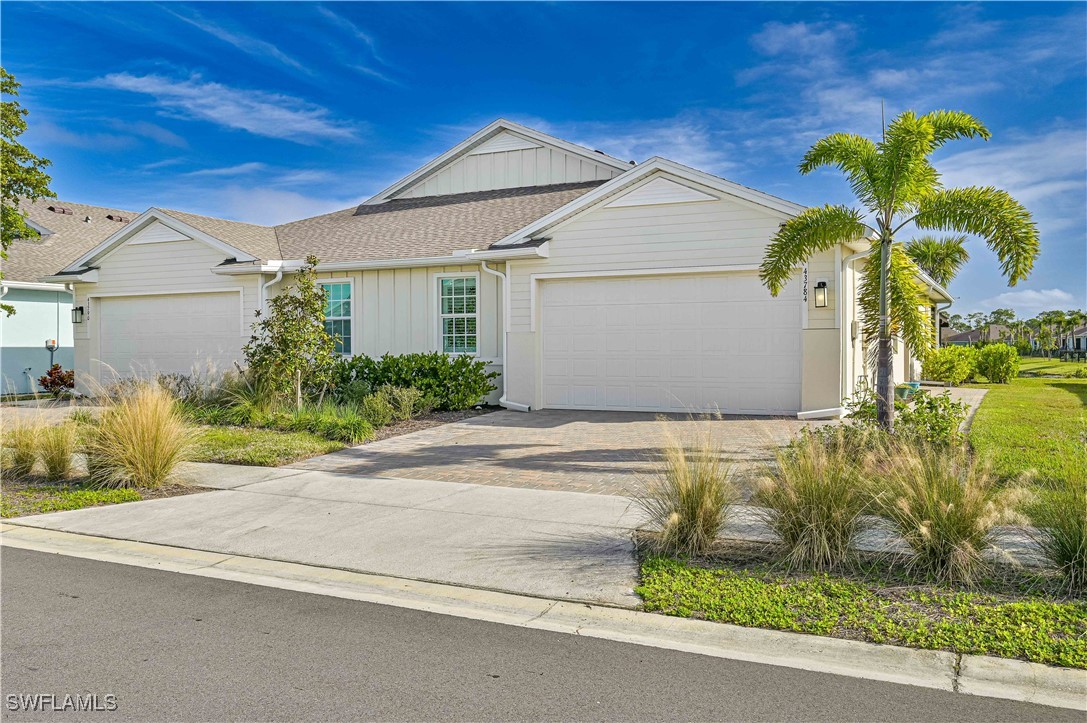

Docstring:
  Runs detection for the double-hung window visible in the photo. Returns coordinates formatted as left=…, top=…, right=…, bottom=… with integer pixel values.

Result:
left=439, top=276, right=477, bottom=354
left=322, top=282, right=352, bottom=355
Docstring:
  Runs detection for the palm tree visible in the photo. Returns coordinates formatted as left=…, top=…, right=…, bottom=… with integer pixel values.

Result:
left=759, top=110, right=1038, bottom=431
left=904, top=235, right=970, bottom=287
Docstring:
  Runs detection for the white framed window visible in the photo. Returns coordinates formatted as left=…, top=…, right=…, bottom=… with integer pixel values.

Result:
left=438, top=275, right=478, bottom=354
left=321, top=281, right=353, bottom=355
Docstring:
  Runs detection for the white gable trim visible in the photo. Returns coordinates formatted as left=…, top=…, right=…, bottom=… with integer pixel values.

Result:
left=128, top=220, right=191, bottom=245
left=362, top=119, right=632, bottom=205
left=22, top=217, right=55, bottom=238
left=61, top=208, right=257, bottom=272
left=603, top=176, right=719, bottom=208
left=467, top=131, right=542, bottom=155
left=491, top=157, right=809, bottom=247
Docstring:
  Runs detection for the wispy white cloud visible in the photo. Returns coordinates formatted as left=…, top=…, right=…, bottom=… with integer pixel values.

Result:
left=108, top=120, right=188, bottom=148
left=972, top=288, right=1079, bottom=317
left=183, top=162, right=268, bottom=178
left=315, top=5, right=398, bottom=84
left=214, top=187, right=358, bottom=225
left=164, top=7, right=308, bottom=74
left=32, top=120, right=138, bottom=151
left=93, top=73, right=359, bottom=144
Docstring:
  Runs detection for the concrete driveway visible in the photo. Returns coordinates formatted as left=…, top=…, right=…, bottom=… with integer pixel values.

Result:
left=291, top=410, right=812, bottom=496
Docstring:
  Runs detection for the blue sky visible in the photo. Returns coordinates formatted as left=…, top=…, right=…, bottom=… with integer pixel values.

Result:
left=3, top=1, right=1084, bottom=317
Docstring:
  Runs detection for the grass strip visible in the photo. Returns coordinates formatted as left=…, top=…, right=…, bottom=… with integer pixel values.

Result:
left=637, top=556, right=1087, bottom=669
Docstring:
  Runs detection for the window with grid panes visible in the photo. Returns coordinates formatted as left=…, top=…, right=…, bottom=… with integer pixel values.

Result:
left=439, top=276, right=477, bottom=354
left=321, top=282, right=352, bottom=355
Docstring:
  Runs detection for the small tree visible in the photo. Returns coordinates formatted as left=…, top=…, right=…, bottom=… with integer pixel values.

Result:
left=1, top=68, right=55, bottom=316
left=38, top=364, right=75, bottom=397
left=243, top=256, right=336, bottom=408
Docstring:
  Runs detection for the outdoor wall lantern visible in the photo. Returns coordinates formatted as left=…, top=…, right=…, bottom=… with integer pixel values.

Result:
left=813, top=281, right=828, bottom=308
left=71, top=306, right=84, bottom=324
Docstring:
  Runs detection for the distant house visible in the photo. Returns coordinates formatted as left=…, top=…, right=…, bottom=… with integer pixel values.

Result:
left=943, top=324, right=1012, bottom=347
left=1, top=200, right=134, bottom=393
left=1063, top=325, right=1087, bottom=352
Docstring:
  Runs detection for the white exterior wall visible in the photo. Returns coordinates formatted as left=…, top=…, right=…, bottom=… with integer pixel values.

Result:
left=501, top=173, right=849, bottom=413
left=72, top=238, right=262, bottom=386
left=393, top=145, right=623, bottom=199
left=310, top=264, right=505, bottom=403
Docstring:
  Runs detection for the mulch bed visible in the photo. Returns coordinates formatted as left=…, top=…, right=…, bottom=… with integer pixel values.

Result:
left=365, top=406, right=497, bottom=444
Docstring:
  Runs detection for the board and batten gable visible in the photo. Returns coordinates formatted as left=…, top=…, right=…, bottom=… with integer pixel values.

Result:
left=72, top=233, right=262, bottom=384
left=390, top=131, right=625, bottom=199
left=501, top=170, right=848, bottom=413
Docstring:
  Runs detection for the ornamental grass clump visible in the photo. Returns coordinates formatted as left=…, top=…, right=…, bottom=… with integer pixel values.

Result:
left=39, top=423, right=77, bottom=481
left=754, top=428, right=873, bottom=571
left=873, top=442, right=1019, bottom=585
left=1026, top=448, right=1087, bottom=593
left=2, top=417, right=41, bottom=479
left=634, top=424, right=736, bottom=557
left=85, top=383, right=194, bottom=489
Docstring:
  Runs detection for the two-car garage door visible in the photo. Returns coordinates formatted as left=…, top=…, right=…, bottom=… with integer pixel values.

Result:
left=540, top=273, right=802, bottom=414
left=97, top=292, right=244, bottom=379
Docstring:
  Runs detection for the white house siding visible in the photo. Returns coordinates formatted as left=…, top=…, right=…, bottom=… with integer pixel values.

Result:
left=502, top=173, right=847, bottom=413
left=72, top=238, right=261, bottom=386
left=312, top=264, right=504, bottom=403
left=392, top=145, right=623, bottom=199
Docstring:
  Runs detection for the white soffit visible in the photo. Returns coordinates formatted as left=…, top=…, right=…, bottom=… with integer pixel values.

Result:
left=604, top=177, right=719, bottom=208
left=468, top=131, right=542, bottom=155
left=129, top=220, right=190, bottom=245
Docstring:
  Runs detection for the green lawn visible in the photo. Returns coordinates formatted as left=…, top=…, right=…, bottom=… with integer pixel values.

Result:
left=192, top=426, right=344, bottom=467
left=1, top=485, right=141, bottom=518
left=969, top=377, right=1086, bottom=484
left=637, top=556, right=1087, bottom=669
left=1018, top=356, right=1087, bottom=377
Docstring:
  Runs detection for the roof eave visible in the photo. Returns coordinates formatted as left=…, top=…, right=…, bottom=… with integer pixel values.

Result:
left=211, top=245, right=549, bottom=275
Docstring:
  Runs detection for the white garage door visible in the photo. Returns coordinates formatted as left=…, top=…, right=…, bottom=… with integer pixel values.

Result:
left=98, top=292, right=243, bottom=379
left=540, top=273, right=802, bottom=414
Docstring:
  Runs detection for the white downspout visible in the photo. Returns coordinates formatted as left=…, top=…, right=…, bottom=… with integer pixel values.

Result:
left=935, top=301, right=954, bottom=349
left=260, top=270, right=283, bottom=314
left=480, top=261, right=529, bottom=412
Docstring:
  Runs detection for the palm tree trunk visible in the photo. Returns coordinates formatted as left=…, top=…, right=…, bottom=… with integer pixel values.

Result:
left=875, top=237, right=894, bottom=432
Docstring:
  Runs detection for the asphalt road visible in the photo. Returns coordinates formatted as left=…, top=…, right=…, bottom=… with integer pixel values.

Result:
left=1, top=548, right=1077, bottom=722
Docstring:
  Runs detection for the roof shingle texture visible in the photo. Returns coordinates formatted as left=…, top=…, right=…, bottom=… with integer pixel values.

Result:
left=6, top=199, right=137, bottom=282
left=158, top=208, right=282, bottom=261
left=274, top=181, right=604, bottom=263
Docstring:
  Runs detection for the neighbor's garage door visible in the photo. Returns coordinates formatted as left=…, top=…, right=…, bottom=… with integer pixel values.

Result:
left=98, top=292, right=243, bottom=378
left=540, top=273, right=802, bottom=414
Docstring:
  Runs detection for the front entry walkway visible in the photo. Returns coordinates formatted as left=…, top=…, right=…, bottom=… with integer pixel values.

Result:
left=290, top=410, right=813, bottom=496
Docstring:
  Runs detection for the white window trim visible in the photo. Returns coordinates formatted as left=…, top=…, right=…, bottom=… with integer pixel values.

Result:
left=320, top=277, right=356, bottom=357
left=433, top=271, right=480, bottom=356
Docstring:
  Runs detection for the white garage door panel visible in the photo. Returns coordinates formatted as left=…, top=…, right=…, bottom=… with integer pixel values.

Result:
left=98, top=292, right=243, bottom=377
left=541, top=273, right=802, bottom=414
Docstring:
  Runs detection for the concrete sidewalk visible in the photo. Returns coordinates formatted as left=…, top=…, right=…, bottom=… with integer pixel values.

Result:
left=7, top=463, right=642, bottom=606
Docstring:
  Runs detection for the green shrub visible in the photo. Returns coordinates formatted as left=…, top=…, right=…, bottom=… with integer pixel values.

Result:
left=39, top=423, right=77, bottom=481
left=333, top=352, right=497, bottom=411
left=921, top=346, right=978, bottom=385
left=2, top=417, right=41, bottom=478
left=873, top=442, right=1019, bottom=584
left=976, top=344, right=1020, bottom=383
left=85, top=384, right=194, bottom=489
left=383, top=385, right=429, bottom=421
left=756, top=429, right=873, bottom=570
left=633, top=425, right=736, bottom=556
left=285, top=403, right=374, bottom=444
left=359, top=392, right=394, bottom=428
left=895, top=390, right=967, bottom=446
left=846, top=387, right=966, bottom=447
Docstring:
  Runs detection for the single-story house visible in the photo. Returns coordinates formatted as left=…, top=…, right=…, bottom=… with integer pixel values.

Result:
left=943, top=324, right=1011, bottom=347
left=1, top=200, right=134, bottom=394
left=40, top=119, right=952, bottom=418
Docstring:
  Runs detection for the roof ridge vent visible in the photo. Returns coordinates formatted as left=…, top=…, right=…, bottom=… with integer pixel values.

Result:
left=48, top=205, right=73, bottom=215
left=106, top=214, right=130, bottom=223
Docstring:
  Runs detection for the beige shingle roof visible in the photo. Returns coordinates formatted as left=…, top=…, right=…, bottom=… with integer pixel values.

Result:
left=275, top=181, right=604, bottom=263
left=158, top=208, right=282, bottom=261
left=5, top=198, right=137, bottom=283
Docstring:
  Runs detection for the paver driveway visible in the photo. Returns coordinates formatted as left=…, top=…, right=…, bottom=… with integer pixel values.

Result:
left=290, top=410, right=813, bottom=496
